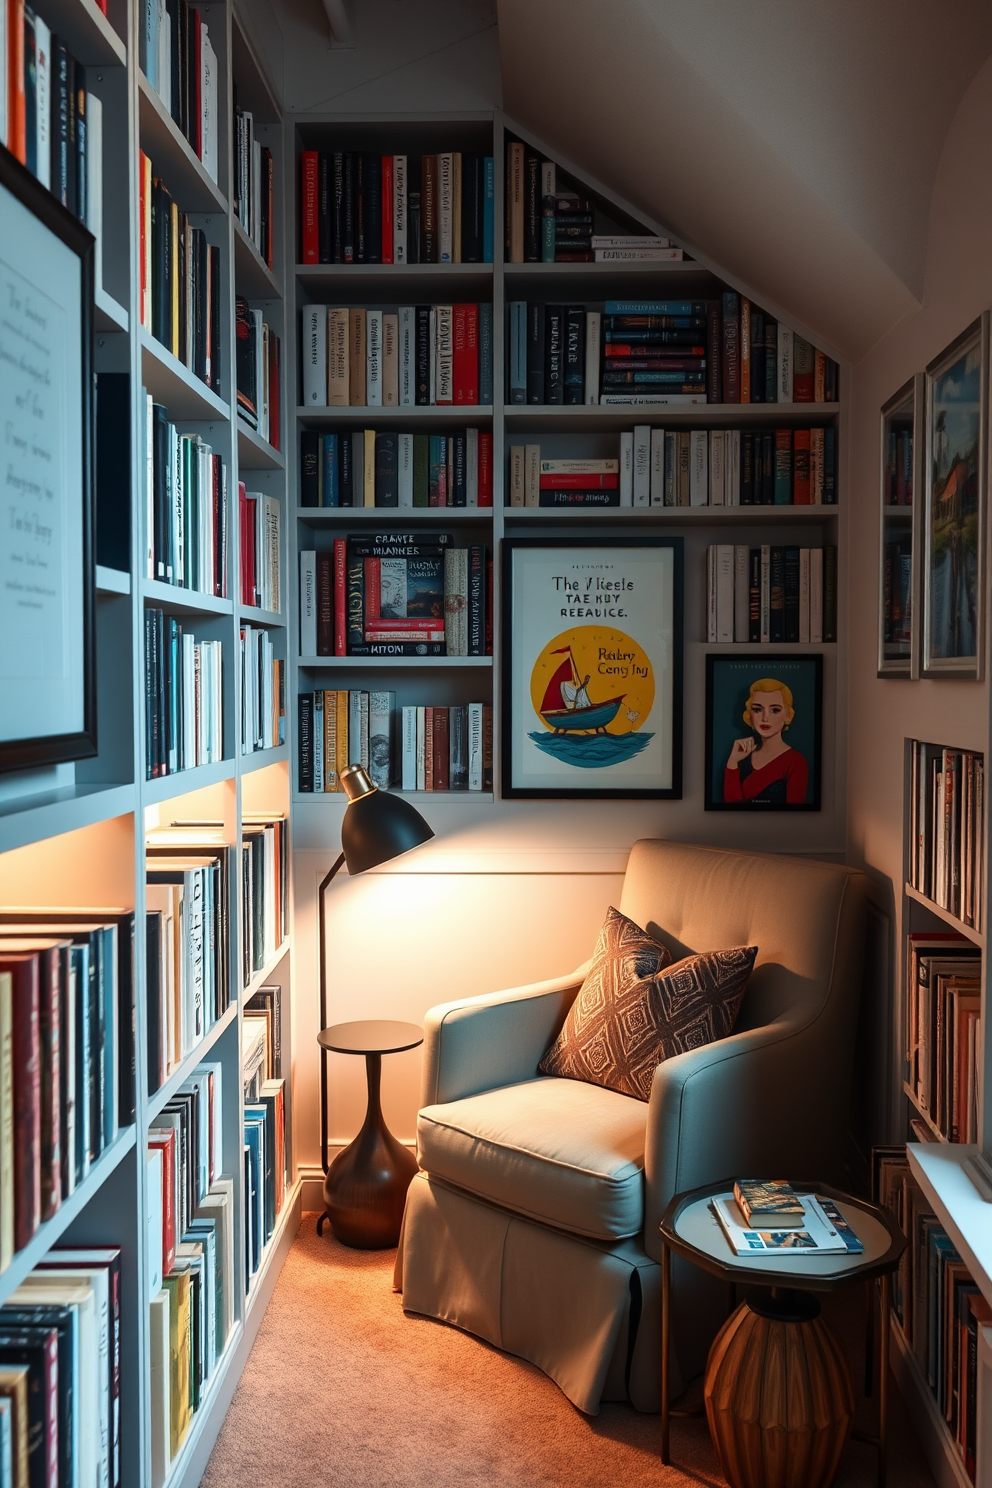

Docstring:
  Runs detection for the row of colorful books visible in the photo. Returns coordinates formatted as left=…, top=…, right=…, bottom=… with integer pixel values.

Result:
left=144, top=610, right=225, bottom=778
left=505, top=142, right=679, bottom=265
left=242, top=1056, right=287, bottom=1284
left=299, top=149, right=495, bottom=265
left=139, top=153, right=223, bottom=395
left=143, top=399, right=228, bottom=596
left=706, top=545, right=838, bottom=645
left=904, top=933, right=981, bottom=1143
left=242, top=986, right=283, bottom=1094
left=300, top=536, right=492, bottom=658
left=234, top=102, right=274, bottom=269
left=297, top=694, right=493, bottom=794
left=238, top=484, right=280, bottom=612
left=881, top=536, right=911, bottom=652
left=239, top=627, right=285, bottom=758
left=1, top=4, right=102, bottom=249
left=908, top=741, right=985, bottom=931
left=235, top=298, right=281, bottom=448
left=0, top=1244, right=122, bottom=1487
left=300, top=428, right=494, bottom=509
left=239, top=817, right=288, bottom=985
left=139, top=0, right=219, bottom=183
left=301, top=303, right=494, bottom=409
left=875, top=1148, right=988, bottom=1481
left=147, top=1070, right=235, bottom=1481
left=0, top=914, right=133, bottom=1270
left=145, top=826, right=232, bottom=1095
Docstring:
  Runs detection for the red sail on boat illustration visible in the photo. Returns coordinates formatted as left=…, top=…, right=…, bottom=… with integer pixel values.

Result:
left=540, top=647, right=626, bottom=734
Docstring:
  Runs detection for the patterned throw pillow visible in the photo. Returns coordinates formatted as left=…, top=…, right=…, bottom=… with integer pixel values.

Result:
left=539, top=907, right=757, bottom=1101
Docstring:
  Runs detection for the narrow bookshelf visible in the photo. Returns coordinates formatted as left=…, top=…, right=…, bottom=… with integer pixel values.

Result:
left=0, top=4, right=296, bottom=1487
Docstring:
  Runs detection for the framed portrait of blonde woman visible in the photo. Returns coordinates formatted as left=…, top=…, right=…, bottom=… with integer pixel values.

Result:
left=705, top=654, right=822, bottom=811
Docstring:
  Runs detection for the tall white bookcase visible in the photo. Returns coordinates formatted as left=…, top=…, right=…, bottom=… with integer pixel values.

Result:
left=0, top=2, right=298, bottom=1486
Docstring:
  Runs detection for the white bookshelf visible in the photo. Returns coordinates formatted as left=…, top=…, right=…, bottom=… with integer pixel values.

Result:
left=0, top=4, right=295, bottom=1487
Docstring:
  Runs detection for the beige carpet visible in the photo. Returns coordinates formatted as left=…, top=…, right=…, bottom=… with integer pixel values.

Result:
left=201, top=1214, right=936, bottom=1487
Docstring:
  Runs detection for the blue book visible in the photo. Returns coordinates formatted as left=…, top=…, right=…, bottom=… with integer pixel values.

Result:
left=605, top=300, right=708, bottom=317
left=479, top=302, right=493, bottom=406
left=508, top=301, right=527, bottom=404
left=483, top=157, right=494, bottom=263
left=321, top=433, right=339, bottom=506
left=244, top=1114, right=268, bottom=1258
left=246, top=1101, right=275, bottom=1240
left=0, top=1398, right=11, bottom=1488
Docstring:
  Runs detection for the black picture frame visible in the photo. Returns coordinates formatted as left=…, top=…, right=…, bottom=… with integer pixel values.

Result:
left=705, top=653, right=823, bottom=811
left=501, top=537, right=684, bottom=800
left=0, top=143, right=97, bottom=772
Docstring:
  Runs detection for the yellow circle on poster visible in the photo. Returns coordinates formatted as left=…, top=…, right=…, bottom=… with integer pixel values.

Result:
left=530, top=626, right=655, bottom=735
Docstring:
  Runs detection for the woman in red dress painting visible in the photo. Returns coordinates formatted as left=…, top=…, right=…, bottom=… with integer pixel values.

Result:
left=723, top=678, right=809, bottom=805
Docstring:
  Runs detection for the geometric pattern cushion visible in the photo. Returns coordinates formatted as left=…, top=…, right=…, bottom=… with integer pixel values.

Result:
left=539, top=907, right=757, bottom=1101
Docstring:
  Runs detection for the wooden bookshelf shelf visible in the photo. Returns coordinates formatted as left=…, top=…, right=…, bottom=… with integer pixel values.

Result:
left=142, top=758, right=237, bottom=805
left=0, top=780, right=136, bottom=855
left=504, top=506, right=838, bottom=524
left=137, top=71, right=228, bottom=212
left=245, top=939, right=292, bottom=999
left=238, top=605, right=285, bottom=626
left=148, top=1001, right=240, bottom=1120
left=299, top=656, right=493, bottom=670
left=237, top=420, right=285, bottom=470
left=94, top=285, right=129, bottom=333
left=503, top=403, right=840, bottom=432
left=295, top=262, right=494, bottom=300
left=902, top=1082, right=947, bottom=1143
left=142, top=578, right=234, bottom=616
left=96, top=565, right=132, bottom=594
left=297, top=404, right=494, bottom=426
left=40, top=0, right=126, bottom=66
left=239, top=744, right=290, bottom=774
left=904, top=883, right=984, bottom=948
left=234, top=216, right=282, bottom=301
left=295, top=507, right=493, bottom=525
left=140, top=329, right=231, bottom=421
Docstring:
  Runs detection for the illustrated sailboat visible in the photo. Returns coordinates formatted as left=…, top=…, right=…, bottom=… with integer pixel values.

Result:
left=539, top=647, right=626, bottom=735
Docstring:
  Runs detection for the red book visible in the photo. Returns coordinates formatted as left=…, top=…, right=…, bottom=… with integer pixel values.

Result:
left=605, top=344, right=706, bottom=358
left=540, top=473, right=618, bottom=489
left=433, top=707, right=449, bottom=791
left=7, top=0, right=26, bottom=164
left=316, top=550, right=333, bottom=654
left=424, top=708, right=434, bottom=790
left=213, top=456, right=225, bottom=596
left=452, top=303, right=479, bottom=404
left=191, top=8, right=202, bottom=159
left=238, top=482, right=247, bottom=603
left=333, top=538, right=347, bottom=656
left=364, top=556, right=381, bottom=620
left=365, top=618, right=444, bottom=633
left=482, top=705, right=493, bottom=789
left=300, top=151, right=319, bottom=264
left=792, top=429, right=811, bottom=504
left=1, top=953, right=40, bottom=1252
left=147, top=1132, right=176, bottom=1275
left=381, top=155, right=393, bottom=264
left=1, top=940, right=64, bottom=1224
left=478, top=432, right=493, bottom=507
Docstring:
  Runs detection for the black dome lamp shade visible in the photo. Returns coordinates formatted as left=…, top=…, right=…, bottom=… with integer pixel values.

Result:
left=317, top=765, right=434, bottom=1174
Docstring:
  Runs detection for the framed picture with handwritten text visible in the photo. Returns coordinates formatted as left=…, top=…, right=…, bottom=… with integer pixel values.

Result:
left=0, top=146, right=96, bottom=771
left=502, top=539, right=683, bottom=799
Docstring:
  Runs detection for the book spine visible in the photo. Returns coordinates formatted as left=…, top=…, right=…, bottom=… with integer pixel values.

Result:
left=478, top=302, right=493, bottom=406
left=483, top=156, right=494, bottom=262
left=632, top=425, right=650, bottom=507
left=298, top=694, right=313, bottom=790
left=823, top=545, right=837, bottom=641
left=478, top=431, right=493, bottom=507
left=299, top=550, right=316, bottom=655
left=9, top=958, right=41, bottom=1249
left=380, top=154, right=393, bottom=263
left=300, top=151, right=318, bottom=264
left=393, top=153, right=406, bottom=264
left=721, top=291, right=740, bottom=402
left=301, top=305, right=326, bottom=406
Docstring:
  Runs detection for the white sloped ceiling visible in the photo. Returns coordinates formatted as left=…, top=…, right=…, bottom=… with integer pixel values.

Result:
left=498, top=0, right=992, bottom=359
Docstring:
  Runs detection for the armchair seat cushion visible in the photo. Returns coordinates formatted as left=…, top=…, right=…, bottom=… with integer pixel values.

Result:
left=417, top=1077, right=647, bottom=1241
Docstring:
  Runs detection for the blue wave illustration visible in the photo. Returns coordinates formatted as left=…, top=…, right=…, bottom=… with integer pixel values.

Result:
left=529, top=730, right=655, bottom=770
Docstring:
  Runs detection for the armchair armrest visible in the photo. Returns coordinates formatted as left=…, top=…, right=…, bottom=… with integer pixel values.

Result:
left=642, top=1007, right=830, bottom=1261
left=421, top=965, right=589, bottom=1107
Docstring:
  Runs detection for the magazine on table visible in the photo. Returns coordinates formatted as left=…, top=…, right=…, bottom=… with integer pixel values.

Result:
left=710, top=1192, right=865, bottom=1257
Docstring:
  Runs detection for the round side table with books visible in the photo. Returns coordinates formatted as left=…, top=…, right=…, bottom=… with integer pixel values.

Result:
left=659, top=1179, right=905, bottom=1488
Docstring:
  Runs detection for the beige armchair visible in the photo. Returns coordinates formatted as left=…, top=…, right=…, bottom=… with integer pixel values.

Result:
left=394, top=840, right=868, bottom=1413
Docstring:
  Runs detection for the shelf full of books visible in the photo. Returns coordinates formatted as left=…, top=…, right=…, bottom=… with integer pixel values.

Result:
left=908, top=741, right=985, bottom=936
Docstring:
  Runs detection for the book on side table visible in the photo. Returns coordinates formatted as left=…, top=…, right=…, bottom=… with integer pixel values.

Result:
left=713, top=1185, right=865, bottom=1256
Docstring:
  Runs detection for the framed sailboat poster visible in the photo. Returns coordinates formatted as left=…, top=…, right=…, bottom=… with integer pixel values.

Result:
left=502, top=539, right=683, bottom=798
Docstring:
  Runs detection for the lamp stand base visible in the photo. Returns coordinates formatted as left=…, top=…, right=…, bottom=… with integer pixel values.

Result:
left=317, top=1051, right=419, bottom=1249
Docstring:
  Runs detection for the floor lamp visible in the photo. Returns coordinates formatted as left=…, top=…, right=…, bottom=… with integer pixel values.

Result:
left=317, top=763, right=434, bottom=1245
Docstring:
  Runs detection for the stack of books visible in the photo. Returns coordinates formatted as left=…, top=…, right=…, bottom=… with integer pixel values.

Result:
left=301, top=303, right=493, bottom=408
left=874, top=1148, right=990, bottom=1480
left=712, top=1180, right=863, bottom=1256
left=236, top=297, right=281, bottom=448
left=138, top=154, right=223, bottom=393
left=143, top=611, right=225, bottom=777
left=507, top=450, right=619, bottom=508
left=909, top=742, right=985, bottom=929
left=0, top=915, right=134, bottom=1267
left=593, top=235, right=681, bottom=264
left=145, top=828, right=232, bottom=1092
left=298, top=693, right=493, bottom=794
left=139, top=0, right=220, bottom=183
left=299, top=149, right=495, bottom=264
left=239, top=626, right=285, bottom=756
left=300, top=535, right=492, bottom=658
left=143, top=399, right=228, bottom=594
left=0, top=1244, right=123, bottom=1486
left=244, top=985, right=283, bottom=1079
left=147, top=1072, right=235, bottom=1475
left=706, top=544, right=838, bottom=644
left=904, top=933, right=982, bottom=1142
left=233, top=102, right=274, bottom=268
left=242, top=1043, right=287, bottom=1283
left=301, top=427, right=494, bottom=508
left=240, top=816, right=288, bottom=984
left=238, top=484, right=281, bottom=611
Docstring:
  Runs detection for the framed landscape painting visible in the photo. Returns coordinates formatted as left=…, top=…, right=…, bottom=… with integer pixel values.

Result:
left=502, top=539, right=683, bottom=799
left=922, top=314, right=987, bottom=680
left=705, top=654, right=822, bottom=811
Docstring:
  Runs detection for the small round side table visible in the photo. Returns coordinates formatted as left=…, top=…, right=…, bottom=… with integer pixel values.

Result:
left=316, top=1019, right=423, bottom=1250
left=659, top=1180, right=905, bottom=1488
